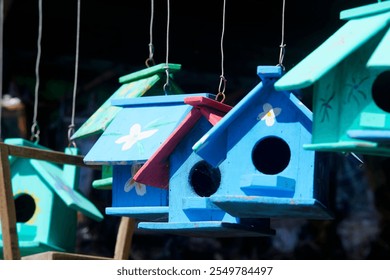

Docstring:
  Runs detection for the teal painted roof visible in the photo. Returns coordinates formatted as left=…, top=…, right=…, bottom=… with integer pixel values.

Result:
left=275, top=1, right=390, bottom=91
left=71, top=63, right=183, bottom=140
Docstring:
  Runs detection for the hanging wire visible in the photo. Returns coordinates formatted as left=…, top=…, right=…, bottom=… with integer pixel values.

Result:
left=0, top=0, right=4, bottom=141
left=31, top=0, right=43, bottom=143
left=163, top=0, right=171, bottom=95
left=277, top=0, right=286, bottom=70
left=216, top=0, right=227, bottom=103
left=67, top=0, right=81, bottom=148
left=145, top=0, right=155, bottom=67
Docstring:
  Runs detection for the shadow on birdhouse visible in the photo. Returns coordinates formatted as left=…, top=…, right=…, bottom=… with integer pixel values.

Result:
left=193, top=66, right=333, bottom=220
left=0, top=138, right=103, bottom=257
left=275, top=1, right=390, bottom=156
left=83, top=94, right=219, bottom=222
left=133, top=96, right=275, bottom=237
left=71, top=63, right=184, bottom=190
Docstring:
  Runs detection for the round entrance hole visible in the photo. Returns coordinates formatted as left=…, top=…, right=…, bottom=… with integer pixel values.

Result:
left=252, top=136, right=291, bottom=175
left=372, top=71, right=390, bottom=113
left=14, top=193, right=36, bottom=223
left=189, top=160, right=221, bottom=197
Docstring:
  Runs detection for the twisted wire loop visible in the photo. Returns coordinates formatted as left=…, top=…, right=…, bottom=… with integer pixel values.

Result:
left=145, top=43, right=155, bottom=67
left=163, top=0, right=171, bottom=95
left=68, top=0, right=81, bottom=148
left=145, top=0, right=155, bottom=67
left=163, top=66, right=171, bottom=95
left=30, top=122, right=40, bottom=144
left=215, top=75, right=227, bottom=103
left=277, top=0, right=286, bottom=70
left=67, top=124, right=77, bottom=148
left=215, top=0, right=227, bottom=103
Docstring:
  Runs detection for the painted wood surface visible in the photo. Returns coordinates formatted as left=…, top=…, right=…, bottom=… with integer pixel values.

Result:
left=192, top=66, right=333, bottom=220
left=71, top=63, right=183, bottom=140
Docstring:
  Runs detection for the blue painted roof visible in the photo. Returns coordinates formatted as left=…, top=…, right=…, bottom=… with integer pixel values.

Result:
left=84, top=93, right=212, bottom=165
left=275, top=2, right=390, bottom=91
left=193, top=66, right=312, bottom=167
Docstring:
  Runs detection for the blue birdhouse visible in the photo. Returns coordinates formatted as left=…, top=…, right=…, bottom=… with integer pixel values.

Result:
left=274, top=1, right=390, bottom=156
left=0, top=138, right=103, bottom=257
left=133, top=96, right=275, bottom=237
left=192, top=66, right=333, bottom=220
left=84, top=94, right=215, bottom=221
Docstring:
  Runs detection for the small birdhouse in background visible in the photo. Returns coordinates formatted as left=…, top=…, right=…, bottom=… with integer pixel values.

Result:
left=275, top=1, right=390, bottom=156
left=83, top=94, right=215, bottom=222
left=0, top=138, right=103, bottom=257
left=71, top=63, right=184, bottom=190
left=134, top=96, right=275, bottom=237
left=193, top=66, right=333, bottom=220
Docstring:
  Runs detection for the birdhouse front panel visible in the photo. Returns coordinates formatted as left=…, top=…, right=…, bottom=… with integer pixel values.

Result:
left=137, top=100, right=275, bottom=237
left=193, top=66, right=332, bottom=220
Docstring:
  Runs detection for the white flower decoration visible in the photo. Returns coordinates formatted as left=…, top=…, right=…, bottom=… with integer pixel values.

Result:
left=115, top=123, right=158, bottom=151
left=257, top=103, right=281, bottom=127
left=124, top=164, right=146, bottom=196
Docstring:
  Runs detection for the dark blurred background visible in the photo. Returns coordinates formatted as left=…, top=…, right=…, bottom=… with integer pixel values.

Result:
left=2, top=0, right=390, bottom=259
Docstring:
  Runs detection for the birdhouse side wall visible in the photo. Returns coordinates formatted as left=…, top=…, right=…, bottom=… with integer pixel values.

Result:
left=112, top=165, right=168, bottom=207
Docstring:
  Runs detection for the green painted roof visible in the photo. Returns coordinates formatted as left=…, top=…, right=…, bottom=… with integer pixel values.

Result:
left=275, top=2, right=390, bottom=91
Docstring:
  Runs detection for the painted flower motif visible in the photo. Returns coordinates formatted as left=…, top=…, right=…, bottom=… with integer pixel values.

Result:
left=124, top=164, right=146, bottom=196
left=257, top=103, right=281, bottom=126
left=115, top=123, right=158, bottom=151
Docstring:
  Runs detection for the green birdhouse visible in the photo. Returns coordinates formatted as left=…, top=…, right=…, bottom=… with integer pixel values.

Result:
left=71, top=63, right=184, bottom=190
left=0, top=138, right=103, bottom=257
left=275, top=1, right=390, bottom=156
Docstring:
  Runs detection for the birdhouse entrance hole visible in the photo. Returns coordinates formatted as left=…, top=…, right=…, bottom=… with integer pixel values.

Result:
left=252, top=136, right=291, bottom=175
left=189, top=160, right=221, bottom=197
left=372, top=71, right=390, bottom=113
left=14, top=193, right=36, bottom=223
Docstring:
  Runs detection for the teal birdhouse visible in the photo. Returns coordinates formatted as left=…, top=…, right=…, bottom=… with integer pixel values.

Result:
left=83, top=94, right=215, bottom=221
left=192, top=66, right=333, bottom=220
left=71, top=63, right=184, bottom=190
left=134, top=96, right=275, bottom=237
left=274, top=1, right=390, bottom=156
left=0, top=138, right=103, bottom=257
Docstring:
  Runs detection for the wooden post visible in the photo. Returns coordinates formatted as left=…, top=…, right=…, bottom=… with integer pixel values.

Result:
left=113, top=217, right=136, bottom=260
left=0, top=143, right=21, bottom=259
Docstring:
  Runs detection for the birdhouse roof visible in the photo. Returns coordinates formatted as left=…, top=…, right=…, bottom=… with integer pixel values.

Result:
left=274, top=1, right=390, bottom=91
left=193, top=66, right=312, bottom=167
left=5, top=138, right=103, bottom=221
left=71, top=63, right=183, bottom=140
left=83, top=93, right=214, bottom=165
left=133, top=96, right=232, bottom=188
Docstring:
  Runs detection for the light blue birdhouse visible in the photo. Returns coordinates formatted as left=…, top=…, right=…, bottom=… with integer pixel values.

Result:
left=0, top=138, right=103, bottom=257
left=133, top=96, right=275, bottom=237
left=192, top=66, right=333, bottom=220
left=84, top=94, right=215, bottom=221
left=275, top=1, right=390, bottom=156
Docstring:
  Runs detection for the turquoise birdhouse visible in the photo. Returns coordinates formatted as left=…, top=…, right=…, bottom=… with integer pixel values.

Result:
left=274, top=1, right=390, bottom=156
left=133, top=96, right=275, bottom=237
left=83, top=94, right=215, bottom=221
left=71, top=63, right=184, bottom=190
left=192, top=66, right=333, bottom=220
left=0, top=138, right=103, bottom=257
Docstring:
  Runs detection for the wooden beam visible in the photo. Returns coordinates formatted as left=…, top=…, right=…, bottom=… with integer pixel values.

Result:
left=0, top=143, right=21, bottom=259
left=2, top=143, right=100, bottom=169
left=113, top=217, right=136, bottom=260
